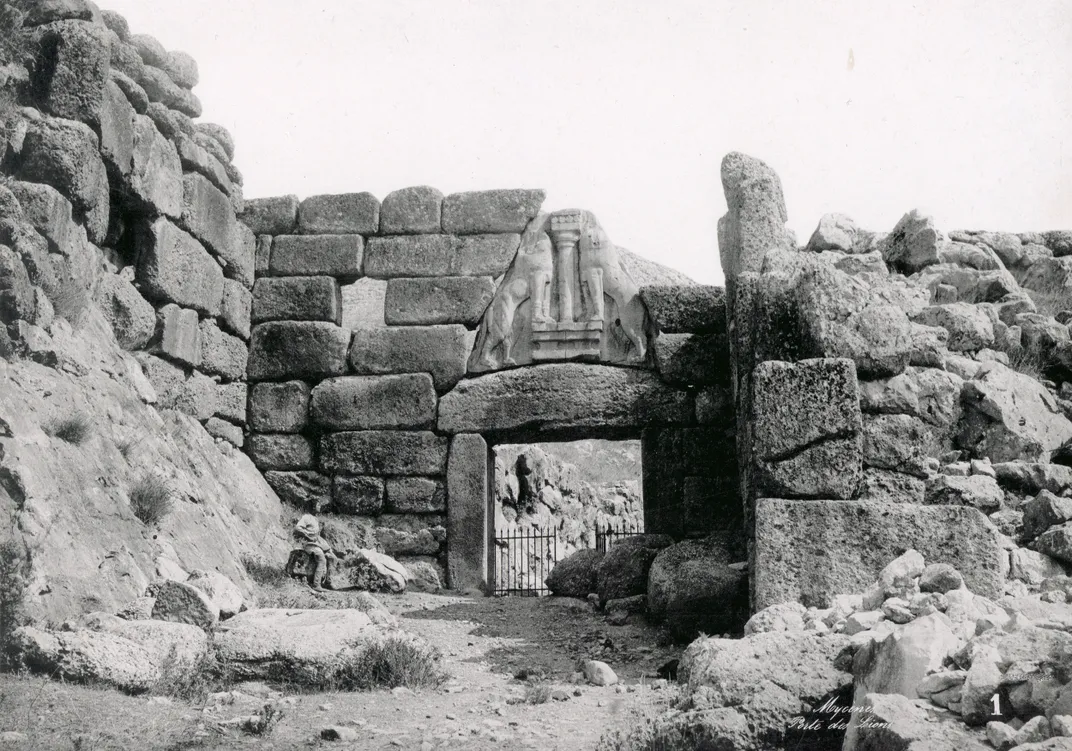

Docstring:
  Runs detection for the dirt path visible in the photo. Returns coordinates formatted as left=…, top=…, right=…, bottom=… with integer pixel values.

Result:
left=0, top=593, right=682, bottom=750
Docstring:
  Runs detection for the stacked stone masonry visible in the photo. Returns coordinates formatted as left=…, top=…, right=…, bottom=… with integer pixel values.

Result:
left=0, top=1, right=251, bottom=446
left=240, top=188, right=739, bottom=588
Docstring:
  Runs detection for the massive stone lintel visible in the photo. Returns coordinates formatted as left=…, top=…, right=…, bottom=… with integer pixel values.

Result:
left=753, top=498, right=1004, bottom=610
left=437, top=363, right=692, bottom=439
left=468, top=210, right=653, bottom=373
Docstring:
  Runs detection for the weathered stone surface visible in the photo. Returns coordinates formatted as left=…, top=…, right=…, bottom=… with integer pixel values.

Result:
left=251, top=276, right=341, bottom=324
left=959, top=362, right=1072, bottom=463
left=850, top=693, right=990, bottom=751
left=447, top=434, right=488, bottom=590
left=127, top=115, right=182, bottom=217
left=22, top=0, right=94, bottom=26
left=321, top=431, right=448, bottom=476
left=198, top=319, right=246, bottom=381
left=33, top=20, right=110, bottom=129
left=859, top=366, right=963, bottom=429
left=384, top=276, right=495, bottom=326
left=639, top=285, right=725, bottom=335
left=653, top=333, right=730, bottom=387
left=220, top=279, right=251, bottom=339
left=239, top=195, right=299, bottom=235
left=136, top=352, right=184, bottom=399
left=647, top=536, right=748, bottom=641
left=264, top=471, right=331, bottom=513
left=364, top=234, right=519, bottom=278
left=994, top=462, right=1072, bottom=495
left=441, top=189, right=545, bottom=234
left=179, top=173, right=236, bottom=261
left=99, top=79, right=135, bottom=177
left=149, top=579, right=219, bottom=631
left=297, top=193, right=380, bottom=235
left=269, top=234, right=363, bottom=278
left=754, top=499, right=1004, bottom=609
left=156, top=303, right=200, bottom=367
left=195, top=123, right=234, bottom=162
left=349, top=325, right=470, bottom=391
left=438, top=364, right=692, bottom=437
left=857, top=468, right=925, bottom=503
left=247, top=433, right=314, bottom=471
left=330, top=550, right=409, bottom=593
left=546, top=549, right=604, bottom=597
left=160, top=371, right=217, bottom=420
left=213, top=609, right=433, bottom=682
left=174, top=133, right=231, bottom=199
left=94, top=274, right=154, bottom=350
left=7, top=181, right=72, bottom=254
left=379, top=186, right=443, bottom=234
left=925, top=474, right=1004, bottom=511
left=913, top=302, right=995, bottom=352
left=136, top=219, right=223, bottom=315
left=162, top=49, right=198, bottom=88
left=247, top=321, right=350, bottom=380
left=862, top=414, right=940, bottom=478
left=226, top=222, right=255, bottom=289
left=718, top=152, right=791, bottom=290
left=332, top=476, right=384, bottom=515
left=386, top=477, right=446, bottom=513
left=596, top=534, right=674, bottom=605
left=310, top=374, right=436, bottom=431
left=1024, top=490, right=1072, bottom=541
left=138, top=65, right=201, bottom=118
left=17, top=116, right=108, bottom=220
left=249, top=381, right=310, bottom=433
left=79, top=613, right=209, bottom=673
left=185, top=570, right=242, bottom=619
left=1010, top=548, right=1065, bottom=585
left=752, top=358, right=862, bottom=498
left=881, top=210, right=944, bottom=273
left=806, top=212, right=859, bottom=253
left=1038, top=523, right=1072, bottom=565
left=255, top=235, right=271, bottom=274
left=11, top=626, right=159, bottom=693
left=214, top=382, right=246, bottom=423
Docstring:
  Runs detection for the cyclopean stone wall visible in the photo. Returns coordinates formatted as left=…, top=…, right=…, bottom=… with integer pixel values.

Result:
left=240, top=189, right=739, bottom=589
left=0, top=1, right=252, bottom=445
left=719, top=151, right=1072, bottom=612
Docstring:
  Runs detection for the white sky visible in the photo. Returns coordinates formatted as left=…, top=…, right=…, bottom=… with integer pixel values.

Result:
left=104, top=0, right=1072, bottom=285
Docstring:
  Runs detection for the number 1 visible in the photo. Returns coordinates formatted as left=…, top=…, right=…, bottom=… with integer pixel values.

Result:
left=991, top=693, right=1001, bottom=715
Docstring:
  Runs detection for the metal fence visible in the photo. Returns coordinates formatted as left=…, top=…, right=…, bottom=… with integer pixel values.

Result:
left=492, top=526, right=558, bottom=597
left=595, top=520, right=644, bottom=553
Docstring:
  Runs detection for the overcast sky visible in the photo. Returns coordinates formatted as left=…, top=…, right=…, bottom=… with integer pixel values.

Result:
left=104, top=0, right=1072, bottom=284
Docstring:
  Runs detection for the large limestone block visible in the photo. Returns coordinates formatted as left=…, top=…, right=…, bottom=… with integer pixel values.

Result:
left=441, top=189, right=545, bottom=234
left=364, top=234, right=519, bottom=278
left=596, top=534, right=674, bottom=606
left=265, top=470, right=331, bottom=512
left=252, top=276, right=341, bottom=324
left=546, top=549, right=604, bottom=597
left=247, top=433, right=314, bottom=471
left=330, top=550, right=410, bottom=593
left=333, top=475, right=384, bottom=515
left=160, top=371, right=218, bottom=420
left=247, top=321, right=350, bottom=380
left=127, top=114, right=182, bottom=218
left=858, top=366, right=963, bottom=429
left=385, top=478, right=446, bottom=514
left=752, top=358, right=862, bottom=499
left=653, top=332, right=730, bottom=387
left=11, top=626, right=159, bottom=693
left=309, top=374, right=437, bottom=430
left=220, top=279, right=251, bottom=339
left=136, top=218, right=223, bottom=316
left=195, top=123, right=234, bottom=161
left=320, top=431, right=448, bottom=476
left=137, top=65, right=201, bottom=118
left=79, top=613, right=209, bottom=670
left=249, top=381, right=310, bottom=432
left=806, top=212, right=859, bottom=253
left=156, top=303, right=201, bottom=367
left=446, top=433, right=488, bottom=590
left=163, top=50, right=198, bottom=89
left=379, top=186, right=443, bottom=234
left=639, top=285, right=726, bottom=334
left=33, top=20, right=111, bottom=128
left=269, top=234, right=363, bottom=278
left=239, top=195, right=299, bottom=235
left=227, top=222, right=256, bottom=289
left=958, top=362, right=1072, bottom=463
left=149, top=579, right=220, bottom=631
left=23, top=0, right=95, bottom=26
left=349, top=325, right=471, bottom=391
left=298, top=192, right=380, bottom=234
left=862, top=413, right=941, bottom=478
left=753, top=499, right=1005, bottom=609
left=214, top=382, right=247, bottom=423
left=99, top=79, right=135, bottom=177
left=437, top=363, right=693, bottom=437
left=384, top=276, right=495, bottom=326
left=7, top=180, right=75, bottom=253
left=881, top=209, right=945, bottom=274
left=94, top=273, right=155, bottom=350
left=848, top=693, right=990, bottom=751
left=912, top=302, right=995, bottom=352
left=17, top=116, right=108, bottom=219
left=718, top=152, right=790, bottom=285
left=185, top=570, right=243, bottom=619
left=197, top=319, right=247, bottom=381
left=213, top=608, right=428, bottom=681
left=179, top=172, right=236, bottom=261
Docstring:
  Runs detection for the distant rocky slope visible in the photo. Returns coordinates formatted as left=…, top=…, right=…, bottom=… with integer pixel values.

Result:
left=619, top=247, right=696, bottom=287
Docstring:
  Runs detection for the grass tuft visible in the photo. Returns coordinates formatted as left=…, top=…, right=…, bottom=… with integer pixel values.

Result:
left=45, top=413, right=93, bottom=445
left=1026, top=288, right=1072, bottom=320
left=240, top=703, right=284, bottom=736
left=525, top=683, right=552, bottom=705
left=151, top=646, right=232, bottom=704
left=331, top=636, right=445, bottom=692
left=129, top=472, right=173, bottom=526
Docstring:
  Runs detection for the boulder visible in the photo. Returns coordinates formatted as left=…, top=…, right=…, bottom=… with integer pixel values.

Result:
left=925, top=474, right=1004, bottom=512
left=1010, top=548, right=1065, bottom=585
left=264, top=471, right=331, bottom=512
left=197, top=319, right=246, bottom=381
left=437, top=363, right=692, bottom=438
left=582, top=659, right=617, bottom=686
left=595, top=534, right=673, bottom=606
left=185, top=570, right=244, bottom=619
left=994, top=463, right=1072, bottom=495
left=11, top=626, right=159, bottom=693
left=858, top=366, right=963, bottom=429
left=743, top=601, right=806, bottom=635
left=647, top=536, right=748, bottom=640
left=912, top=302, right=995, bottom=352
left=220, top=279, right=252, bottom=339
left=545, top=549, right=604, bottom=598
left=149, top=579, right=220, bottom=631
left=33, top=20, right=111, bottom=128
left=918, top=563, right=964, bottom=593
left=93, top=274, right=154, bottom=350
left=1038, top=523, right=1072, bottom=566
left=1024, top=491, right=1072, bottom=541
left=806, top=212, right=859, bottom=253
left=79, top=612, right=209, bottom=669
left=754, top=499, right=1005, bottom=609
left=378, top=186, right=443, bottom=234
left=862, top=413, right=940, bottom=478
left=881, top=210, right=945, bottom=273
left=331, top=550, right=409, bottom=593
left=847, top=693, right=991, bottom=751
left=126, top=115, right=182, bottom=217
left=156, top=304, right=201, bottom=366
left=179, top=173, right=236, bottom=261
left=17, top=116, right=108, bottom=221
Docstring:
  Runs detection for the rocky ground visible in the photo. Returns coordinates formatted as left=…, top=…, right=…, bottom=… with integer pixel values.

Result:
left=0, top=592, right=681, bottom=750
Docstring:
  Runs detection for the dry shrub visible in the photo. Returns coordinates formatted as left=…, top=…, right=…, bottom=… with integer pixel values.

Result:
left=129, top=472, right=173, bottom=525
left=240, top=703, right=284, bottom=736
left=151, top=646, right=232, bottom=704
left=331, top=636, right=445, bottom=691
left=1026, top=287, right=1071, bottom=320
left=45, top=413, right=93, bottom=445
left=525, top=683, right=552, bottom=705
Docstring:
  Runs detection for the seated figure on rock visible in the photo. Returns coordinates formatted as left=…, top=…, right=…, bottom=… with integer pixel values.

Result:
left=286, top=514, right=338, bottom=591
